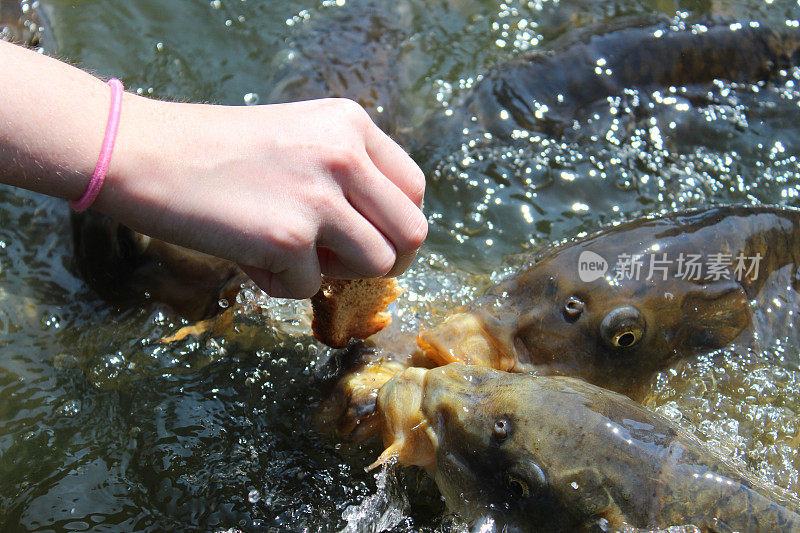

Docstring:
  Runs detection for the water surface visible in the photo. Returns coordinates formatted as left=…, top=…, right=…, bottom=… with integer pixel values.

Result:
left=3, top=0, right=800, bottom=530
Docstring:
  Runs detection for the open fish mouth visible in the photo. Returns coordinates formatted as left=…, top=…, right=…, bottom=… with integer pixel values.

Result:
left=417, top=311, right=521, bottom=371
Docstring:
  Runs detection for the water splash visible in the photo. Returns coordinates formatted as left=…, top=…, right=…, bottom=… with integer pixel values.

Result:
left=340, top=462, right=409, bottom=533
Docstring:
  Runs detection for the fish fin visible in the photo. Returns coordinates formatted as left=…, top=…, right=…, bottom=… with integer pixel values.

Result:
left=160, top=307, right=236, bottom=344
left=367, top=442, right=403, bottom=471
left=680, top=281, right=751, bottom=349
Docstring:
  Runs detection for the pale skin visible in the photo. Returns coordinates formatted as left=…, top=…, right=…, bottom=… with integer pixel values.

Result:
left=0, top=40, right=427, bottom=299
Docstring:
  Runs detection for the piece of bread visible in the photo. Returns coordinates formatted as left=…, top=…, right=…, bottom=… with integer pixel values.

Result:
left=311, top=277, right=402, bottom=348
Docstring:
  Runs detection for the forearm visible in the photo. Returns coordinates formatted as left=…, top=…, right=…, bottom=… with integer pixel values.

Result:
left=0, top=40, right=189, bottom=233
left=0, top=39, right=117, bottom=200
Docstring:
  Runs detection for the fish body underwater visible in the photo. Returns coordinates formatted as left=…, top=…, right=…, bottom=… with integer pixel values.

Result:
left=372, top=363, right=800, bottom=532
left=442, top=22, right=800, bottom=140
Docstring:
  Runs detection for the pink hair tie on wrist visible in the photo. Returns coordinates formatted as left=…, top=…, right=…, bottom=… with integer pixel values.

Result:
left=71, top=78, right=124, bottom=211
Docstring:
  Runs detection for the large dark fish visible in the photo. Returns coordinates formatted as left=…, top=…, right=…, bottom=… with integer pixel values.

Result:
left=369, top=363, right=800, bottom=532
left=266, top=0, right=409, bottom=135
left=70, top=212, right=244, bottom=321
left=444, top=22, right=800, bottom=140
left=418, top=205, right=800, bottom=398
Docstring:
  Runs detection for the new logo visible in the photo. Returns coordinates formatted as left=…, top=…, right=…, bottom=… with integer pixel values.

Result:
left=578, top=250, right=608, bottom=282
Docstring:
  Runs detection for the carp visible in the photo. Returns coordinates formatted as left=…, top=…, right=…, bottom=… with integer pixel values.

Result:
left=445, top=22, right=800, bottom=140
left=70, top=211, right=244, bottom=322
left=368, top=363, right=800, bottom=532
left=418, top=205, right=800, bottom=398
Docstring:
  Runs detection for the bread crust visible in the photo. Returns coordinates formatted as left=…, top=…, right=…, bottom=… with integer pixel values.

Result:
left=311, top=277, right=402, bottom=348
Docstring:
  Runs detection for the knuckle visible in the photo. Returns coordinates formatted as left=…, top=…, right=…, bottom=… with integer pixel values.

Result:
left=324, top=147, right=364, bottom=178
left=269, top=223, right=315, bottom=257
left=336, top=98, right=369, bottom=122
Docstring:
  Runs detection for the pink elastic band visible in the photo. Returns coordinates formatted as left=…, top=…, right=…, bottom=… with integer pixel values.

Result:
left=71, top=78, right=124, bottom=211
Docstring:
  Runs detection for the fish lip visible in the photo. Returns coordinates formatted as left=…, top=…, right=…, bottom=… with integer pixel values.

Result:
left=417, top=312, right=520, bottom=370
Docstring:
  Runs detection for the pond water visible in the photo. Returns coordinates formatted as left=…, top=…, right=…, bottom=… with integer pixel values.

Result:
left=3, top=0, right=800, bottom=531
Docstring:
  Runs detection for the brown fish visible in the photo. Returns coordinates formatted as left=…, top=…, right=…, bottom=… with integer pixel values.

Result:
left=70, top=211, right=244, bottom=322
left=418, top=205, right=800, bottom=398
left=369, top=363, right=800, bottom=532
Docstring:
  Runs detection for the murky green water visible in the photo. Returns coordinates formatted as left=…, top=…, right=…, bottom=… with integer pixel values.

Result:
left=4, top=0, right=800, bottom=531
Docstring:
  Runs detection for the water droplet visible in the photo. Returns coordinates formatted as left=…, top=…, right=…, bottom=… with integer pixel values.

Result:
left=243, top=92, right=260, bottom=105
left=218, top=298, right=229, bottom=309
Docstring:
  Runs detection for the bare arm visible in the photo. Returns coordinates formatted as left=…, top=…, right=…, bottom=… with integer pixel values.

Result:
left=0, top=40, right=427, bottom=298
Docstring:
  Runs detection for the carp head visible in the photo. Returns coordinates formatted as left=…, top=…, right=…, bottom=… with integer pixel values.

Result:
left=372, top=363, right=665, bottom=531
left=418, top=218, right=753, bottom=397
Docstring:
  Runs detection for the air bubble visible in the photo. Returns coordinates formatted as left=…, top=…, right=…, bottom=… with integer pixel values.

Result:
left=56, top=400, right=81, bottom=417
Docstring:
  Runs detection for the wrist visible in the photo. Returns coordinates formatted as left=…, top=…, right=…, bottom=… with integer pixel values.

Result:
left=92, top=94, right=184, bottom=231
left=70, top=79, right=124, bottom=211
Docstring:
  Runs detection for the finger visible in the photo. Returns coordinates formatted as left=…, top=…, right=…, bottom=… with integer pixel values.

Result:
left=240, top=266, right=293, bottom=299
left=385, top=247, right=420, bottom=278
left=317, top=247, right=377, bottom=279
left=240, top=248, right=322, bottom=299
left=317, top=202, right=396, bottom=278
left=344, top=157, right=428, bottom=277
left=364, top=123, right=426, bottom=208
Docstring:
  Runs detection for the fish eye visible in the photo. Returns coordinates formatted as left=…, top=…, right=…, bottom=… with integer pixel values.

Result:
left=505, top=474, right=530, bottom=499
left=600, top=306, right=645, bottom=349
left=504, top=461, right=546, bottom=500
left=563, top=296, right=585, bottom=320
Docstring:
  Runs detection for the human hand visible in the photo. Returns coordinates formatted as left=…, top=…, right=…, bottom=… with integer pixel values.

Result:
left=97, top=96, right=427, bottom=299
